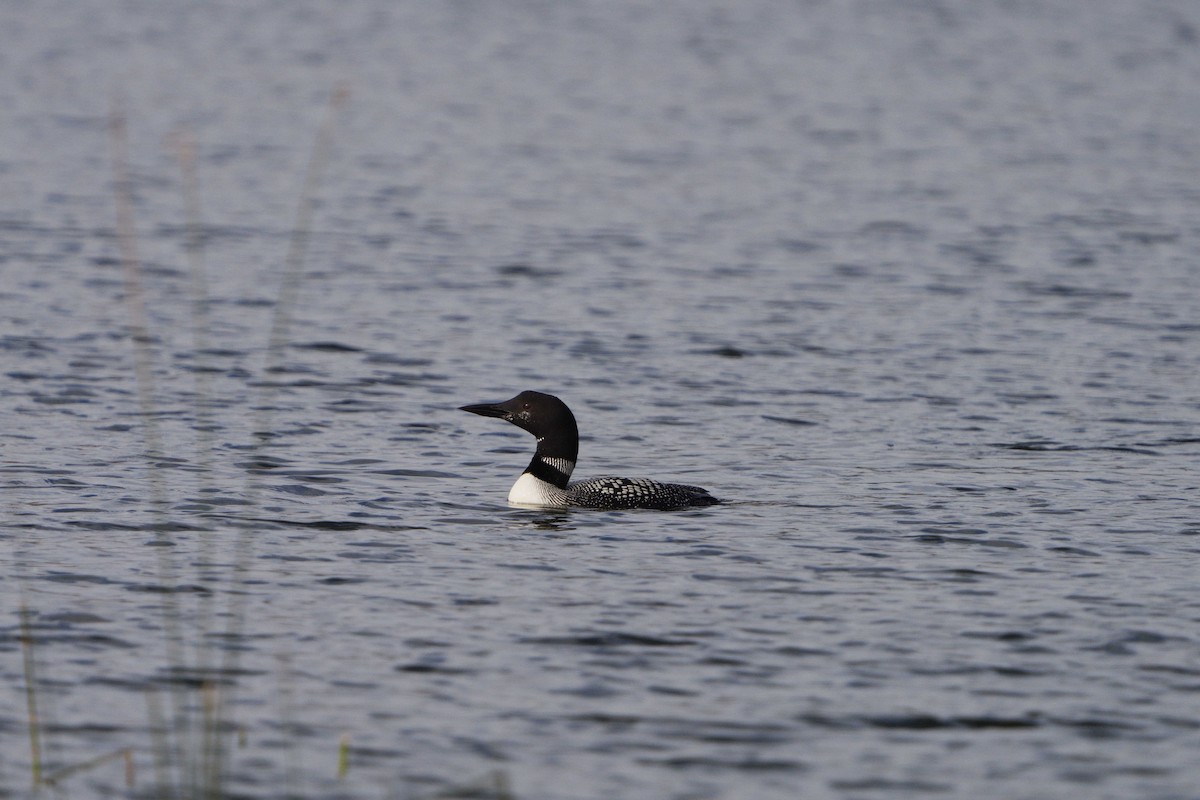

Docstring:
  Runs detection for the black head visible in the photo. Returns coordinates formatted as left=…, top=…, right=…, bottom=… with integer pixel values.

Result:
left=459, top=390, right=573, bottom=437
left=460, top=390, right=579, bottom=460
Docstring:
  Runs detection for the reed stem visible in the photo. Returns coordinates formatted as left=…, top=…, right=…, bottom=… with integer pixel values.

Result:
left=18, top=601, right=42, bottom=786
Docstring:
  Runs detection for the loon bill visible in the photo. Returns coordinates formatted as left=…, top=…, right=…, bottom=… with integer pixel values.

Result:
left=460, top=390, right=720, bottom=511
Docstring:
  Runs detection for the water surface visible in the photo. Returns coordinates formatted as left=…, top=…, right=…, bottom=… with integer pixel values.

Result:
left=3, top=2, right=1200, bottom=798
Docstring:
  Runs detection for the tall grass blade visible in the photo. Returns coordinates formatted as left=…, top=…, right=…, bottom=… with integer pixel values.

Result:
left=169, top=128, right=216, bottom=483
left=208, top=82, right=352, bottom=795
left=18, top=601, right=43, bottom=787
left=110, top=92, right=190, bottom=794
left=337, top=733, right=350, bottom=779
left=41, top=747, right=135, bottom=788
left=145, top=688, right=174, bottom=797
left=261, top=82, right=352, bottom=392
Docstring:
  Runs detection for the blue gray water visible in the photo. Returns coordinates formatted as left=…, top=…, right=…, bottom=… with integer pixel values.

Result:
left=3, top=1, right=1200, bottom=798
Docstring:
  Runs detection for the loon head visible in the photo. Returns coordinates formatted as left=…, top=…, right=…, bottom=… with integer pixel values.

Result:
left=460, top=390, right=579, bottom=451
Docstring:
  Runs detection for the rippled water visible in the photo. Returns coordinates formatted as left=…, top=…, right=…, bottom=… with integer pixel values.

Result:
left=4, top=1, right=1200, bottom=798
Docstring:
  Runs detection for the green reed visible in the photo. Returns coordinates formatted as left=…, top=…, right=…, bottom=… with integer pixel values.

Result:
left=18, top=84, right=351, bottom=796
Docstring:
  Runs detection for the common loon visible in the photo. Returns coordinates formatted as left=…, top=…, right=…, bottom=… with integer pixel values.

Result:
left=460, top=390, right=720, bottom=511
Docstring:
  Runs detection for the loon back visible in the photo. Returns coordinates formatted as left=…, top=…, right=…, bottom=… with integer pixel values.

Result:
left=567, top=476, right=719, bottom=511
left=460, top=390, right=720, bottom=511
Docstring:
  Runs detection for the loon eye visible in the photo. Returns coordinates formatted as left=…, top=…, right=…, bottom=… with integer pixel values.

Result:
left=522, top=402, right=530, bottom=410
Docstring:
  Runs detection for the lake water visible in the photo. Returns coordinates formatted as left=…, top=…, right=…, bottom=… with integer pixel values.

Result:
left=3, top=1, right=1200, bottom=798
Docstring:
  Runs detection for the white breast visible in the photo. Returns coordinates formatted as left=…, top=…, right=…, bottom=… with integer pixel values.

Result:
left=507, top=473, right=569, bottom=508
